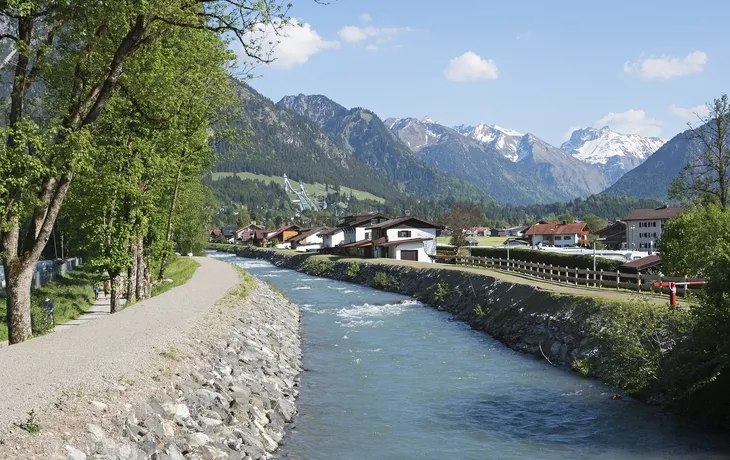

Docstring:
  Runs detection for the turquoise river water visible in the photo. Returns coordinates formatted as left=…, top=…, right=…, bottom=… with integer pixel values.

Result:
left=214, top=253, right=729, bottom=460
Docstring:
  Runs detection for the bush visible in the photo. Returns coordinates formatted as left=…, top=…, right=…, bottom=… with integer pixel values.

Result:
left=303, top=258, right=335, bottom=276
left=31, top=299, right=54, bottom=336
left=573, top=358, right=590, bottom=377
left=431, top=281, right=449, bottom=304
left=345, top=262, right=360, bottom=280
left=370, top=271, right=399, bottom=291
left=473, top=304, right=488, bottom=318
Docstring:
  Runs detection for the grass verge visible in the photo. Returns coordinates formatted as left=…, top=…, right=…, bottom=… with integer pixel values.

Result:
left=152, top=256, right=200, bottom=297
left=217, top=267, right=257, bottom=308
left=0, top=267, right=96, bottom=341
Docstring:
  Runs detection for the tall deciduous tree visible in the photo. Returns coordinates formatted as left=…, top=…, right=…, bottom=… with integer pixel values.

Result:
left=669, top=94, right=730, bottom=210
left=441, top=203, right=483, bottom=251
left=0, top=0, right=293, bottom=344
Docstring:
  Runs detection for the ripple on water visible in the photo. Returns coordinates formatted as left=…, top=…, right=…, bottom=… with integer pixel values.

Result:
left=334, top=300, right=419, bottom=328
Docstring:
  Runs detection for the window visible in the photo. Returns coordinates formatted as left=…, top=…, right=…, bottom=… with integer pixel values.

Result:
left=365, top=232, right=371, bottom=240
left=397, top=230, right=411, bottom=238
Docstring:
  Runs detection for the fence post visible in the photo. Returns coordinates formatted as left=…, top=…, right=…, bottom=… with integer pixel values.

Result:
left=599, top=269, right=603, bottom=289
left=637, top=272, right=641, bottom=292
left=575, top=267, right=579, bottom=285
left=549, top=264, right=553, bottom=281
left=684, top=275, right=688, bottom=297
left=616, top=270, right=620, bottom=290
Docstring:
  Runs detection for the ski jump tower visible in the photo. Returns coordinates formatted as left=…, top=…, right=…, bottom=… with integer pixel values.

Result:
left=283, top=174, right=319, bottom=211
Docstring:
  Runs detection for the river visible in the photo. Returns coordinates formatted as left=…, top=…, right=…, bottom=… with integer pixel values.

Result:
left=214, top=253, right=728, bottom=459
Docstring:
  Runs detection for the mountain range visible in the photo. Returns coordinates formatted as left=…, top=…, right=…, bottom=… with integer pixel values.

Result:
left=215, top=85, right=699, bottom=207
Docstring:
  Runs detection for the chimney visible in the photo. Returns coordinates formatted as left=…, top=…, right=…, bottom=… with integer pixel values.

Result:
left=562, top=220, right=567, bottom=225
left=404, top=210, right=411, bottom=216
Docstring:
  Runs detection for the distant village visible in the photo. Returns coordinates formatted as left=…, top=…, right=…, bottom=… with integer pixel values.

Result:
left=210, top=205, right=685, bottom=271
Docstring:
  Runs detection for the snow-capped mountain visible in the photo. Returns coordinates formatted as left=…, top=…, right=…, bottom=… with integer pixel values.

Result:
left=453, top=123, right=524, bottom=161
left=561, top=127, right=666, bottom=183
left=384, top=117, right=448, bottom=152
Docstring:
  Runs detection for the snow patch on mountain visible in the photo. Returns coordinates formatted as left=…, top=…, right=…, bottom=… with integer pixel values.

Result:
left=384, top=117, right=446, bottom=152
left=454, top=123, right=524, bottom=161
left=561, top=126, right=666, bottom=165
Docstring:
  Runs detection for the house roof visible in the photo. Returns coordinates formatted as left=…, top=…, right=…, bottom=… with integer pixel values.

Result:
left=288, top=227, right=325, bottom=243
left=221, top=225, right=237, bottom=236
left=210, top=229, right=222, bottom=236
left=236, top=223, right=264, bottom=233
left=597, top=221, right=626, bottom=237
left=345, top=214, right=390, bottom=228
left=253, top=229, right=273, bottom=239
left=339, top=239, right=373, bottom=248
left=377, top=237, right=433, bottom=247
left=506, top=225, right=528, bottom=232
left=470, top=226, right=490, bottom=232
left=365, top=216, right=443, bottom=230
left=525, top=221, right=590, bottom=236
left=624, top=206, right=686, bottom=221
left=267, top=224, right=301, bottom=239
left=320, top=226, right=344, bottom=236
left=622, top=255, right=662, bottom=271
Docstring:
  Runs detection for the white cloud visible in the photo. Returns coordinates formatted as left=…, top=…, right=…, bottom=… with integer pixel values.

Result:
left=669, top=103, right=710, bottom=120
left=595, top=109, right=662, bottom=137
left=443, top=51, right=499, bottom=82
left=623, top=51, right=708, bottom=79
left=337, top=25, right=411, bottom=48
left=516, top=31, right=532, bottom=41
left=360, top=13, right=372, bottom=23
left=240, top=19, right=339, bottom=69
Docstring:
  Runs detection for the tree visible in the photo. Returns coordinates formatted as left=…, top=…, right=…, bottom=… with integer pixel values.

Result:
left=660, top=204, right=730, bottom=278
left=442, top=204, right=483, bottom=251
left=557, top=212, right=576, bottom=223
left=582, top=213, right=607, bottom=233
left=236, top=206, right=252, bottom=228
left=0, top=0, right=295, bottom=344
left=669, top=94, right=730, bottom=210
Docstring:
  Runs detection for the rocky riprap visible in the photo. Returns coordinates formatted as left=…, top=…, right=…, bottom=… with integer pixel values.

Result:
left=62, top=281, right=301, bottom=460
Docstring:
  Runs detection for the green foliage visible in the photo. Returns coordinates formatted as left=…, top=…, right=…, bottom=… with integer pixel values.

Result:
left=573, top=358, right=590, bottom=377
left=370, top=271, right=400, bottom=291
left=582, top=213, right=608, bottom=233
left=443, top=203, right=484, bottom=249
left=206, top=243, right=238, bottom=254
left=660, top=204, right=730, bottom=277
left=460, top=247, right=623, bottom=271
left=473, top=304, right=488, bottom=318
left=345, top=262, right=360, bottom=280
left=160, top=343, right=181, bottom=361
left=17, top=410, right=41, bottom=434
left=151, top=256, right=200, bottom=297
left=431, top=281, right=450, bottom=305
left=302, top=258, right=335, bottom=276
left=586, top=299, right=691, bottom=396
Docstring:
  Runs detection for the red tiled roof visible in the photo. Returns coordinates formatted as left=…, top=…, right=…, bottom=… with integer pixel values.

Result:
left=267, top=224, right=301, bottom=239
left=525, top=221, right=590, bottom=236
left=210, top=229, right=222, bottom=236
left=254, top=229, right=273, bottom=239
left=377, top=237, right=432, bottom=247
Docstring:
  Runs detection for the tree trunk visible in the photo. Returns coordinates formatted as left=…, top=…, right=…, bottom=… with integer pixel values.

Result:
left=126, top=241, right=138, bottom=303
left=6, top=261, right=34, bottom=342
left=110, top=274, right=122, bottom=313
left=3, top=262, right=11, bottom=330
left=158, top=162, right=184, bottom=280
left=135, top=234, right=147, bottom=301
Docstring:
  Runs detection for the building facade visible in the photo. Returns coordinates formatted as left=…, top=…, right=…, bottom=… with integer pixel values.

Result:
left=623, top=206, right=685, bottom=251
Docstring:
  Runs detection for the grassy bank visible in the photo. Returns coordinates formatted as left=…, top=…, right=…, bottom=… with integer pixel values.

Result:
left=0, top=267, right=96, bottom=341
left=152, top=256, right=200, bottom=297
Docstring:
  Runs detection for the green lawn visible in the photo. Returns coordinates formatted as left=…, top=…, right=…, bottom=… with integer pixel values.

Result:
left=152, top=256, right=200, bottom=297
left=437, top=236, right=510, bottom=246
left=0, top=267, right=96, bottom=341
left=212, top=171, right=386, bottom=203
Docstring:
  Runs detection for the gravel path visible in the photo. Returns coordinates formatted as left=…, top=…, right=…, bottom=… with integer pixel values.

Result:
left=0, top=256, right=238, bottom=434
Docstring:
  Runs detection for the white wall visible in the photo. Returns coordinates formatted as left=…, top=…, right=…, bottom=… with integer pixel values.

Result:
left=553, top=234, right=577, bottom=247
left=302, top=233, right=323, bottom=245
left=389, top=241, right=432, bottom=263
left=323, top=231, right=344, bottom=248
left=625, top=219, right=663, bottom=250
left=385, top=226, right=436, bottom=242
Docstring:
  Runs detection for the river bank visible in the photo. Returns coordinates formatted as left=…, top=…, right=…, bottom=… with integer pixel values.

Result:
left=0, top=258, right=301, bottom=460
left=233, top=247, right=688, bottom=402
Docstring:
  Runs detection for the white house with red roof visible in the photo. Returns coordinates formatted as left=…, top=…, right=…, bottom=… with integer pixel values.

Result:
left=525, top=221, right=590, bottom=247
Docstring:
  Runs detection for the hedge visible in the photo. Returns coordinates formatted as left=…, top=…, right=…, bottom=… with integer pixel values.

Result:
left=437, top=246, right=624, bottom=271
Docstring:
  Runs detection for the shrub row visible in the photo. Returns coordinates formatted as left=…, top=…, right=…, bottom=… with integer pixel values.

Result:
left=436, top=246, right=623, bottom=271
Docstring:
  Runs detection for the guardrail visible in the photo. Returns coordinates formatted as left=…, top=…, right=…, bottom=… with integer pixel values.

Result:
left=432, top=255, right=704, bottom=296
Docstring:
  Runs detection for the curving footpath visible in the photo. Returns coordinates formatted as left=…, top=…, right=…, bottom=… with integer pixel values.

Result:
left=0, top=256, right=238, bottom=434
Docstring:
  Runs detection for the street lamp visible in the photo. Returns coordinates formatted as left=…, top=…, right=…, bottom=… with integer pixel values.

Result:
left=629, top=225, right=635, bottom=251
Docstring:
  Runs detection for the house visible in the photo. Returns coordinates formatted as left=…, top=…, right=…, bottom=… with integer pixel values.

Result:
left=235, top=223, right=264, bottom=243
left=623, top=205, right=686, bottom=251
left=490, top=228, right=507, bottom=237
left=621, top=255, right=662, bottom=275
left=209, top=228, right=222, bottom=243
left=289, top=227, right=326, bottom=252
left=469, top=226, right=490, bottom=237
left=367, top=215, right=443, bottom=262
left=596, top=221, right=627, bottom=250
left=504, top=238, right=530, bottom=247
left=220, top=225, right=238, bottom=244
left=320, top=226, right=345, bottom=249
left=335, top=213, right=391, bottom=257
left=267, top=224, right=302, bottom=244
left=525, top=221, right=591, bottom=247
left=505, top=225, right=528, bottom=237
left=252, top=229, right=274, bottom=247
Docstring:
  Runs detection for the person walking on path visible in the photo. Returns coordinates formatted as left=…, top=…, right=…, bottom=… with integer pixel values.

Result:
left=92, top=283, right=99, bottom=300
left=103, top=279, right=110, bottom=298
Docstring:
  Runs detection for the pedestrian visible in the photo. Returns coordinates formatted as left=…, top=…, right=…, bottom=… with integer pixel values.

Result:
left=92, top=282, right=99, bottom=300
left=103, top=279, right=110, bottom=298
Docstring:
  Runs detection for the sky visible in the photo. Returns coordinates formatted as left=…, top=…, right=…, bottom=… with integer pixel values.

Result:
left=236, top=0, right=730, bottom=146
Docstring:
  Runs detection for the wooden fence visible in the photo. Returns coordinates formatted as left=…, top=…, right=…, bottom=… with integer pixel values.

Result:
left=434, top=255, right=704, bottom=296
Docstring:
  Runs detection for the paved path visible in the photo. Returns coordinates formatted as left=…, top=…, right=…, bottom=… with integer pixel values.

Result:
left=0, top=256, right=238, bottom=433
left=54, top=293, right=126, bottom=333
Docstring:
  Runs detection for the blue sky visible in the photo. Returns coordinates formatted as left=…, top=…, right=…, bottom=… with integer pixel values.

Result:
left=240, top=0, right=729, bottom=146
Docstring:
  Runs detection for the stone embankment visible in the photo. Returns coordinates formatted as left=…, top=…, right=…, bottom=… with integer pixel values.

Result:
left=1, top=277, right=301, bottom=460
